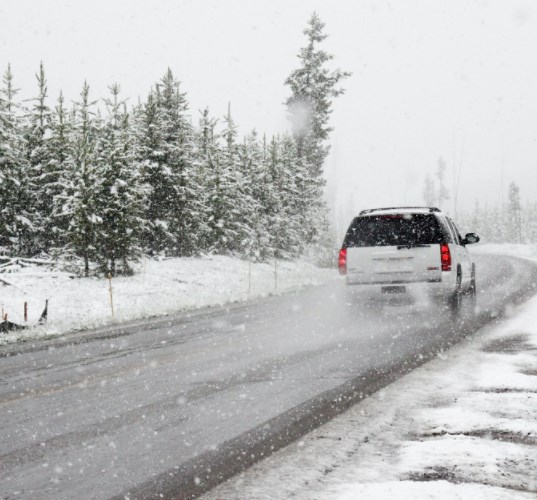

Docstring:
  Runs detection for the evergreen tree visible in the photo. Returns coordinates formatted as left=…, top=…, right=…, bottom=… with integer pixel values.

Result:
left=490, top=205, right=506, bottom=243
left=140, top=69, right=200, bottom=256
left=206, top=105, right=251, bottom=254
left=137, top=89, right=170, bottom=254
left=94, top=84, right=148, bottom=275
left=237, top=129, right=266, bottom=260
left=0, top=64, right=33, bottom=256
left=507, top=181, right=522, bottom=243
left=157, top=69, right=199, bottom=255
left=423, top=174, right=436, bottom=206
left=47, top=91, right=73, bottom=252
left=193, top=107, right=218, bottom=252
left=271, top=134, right=303, bottom=258
left=62, top=82, right=100, bottom=276
left=24, top=62, right=54, bottom=254
left=525, top=202, right=537, bottom=243
left=284, top=13, right=349, bottom=251
left=436, top=156, right=449, bottom=209
left=471, top=200, right=481, bottom=236
left=285, top=12, right=351, bottom=177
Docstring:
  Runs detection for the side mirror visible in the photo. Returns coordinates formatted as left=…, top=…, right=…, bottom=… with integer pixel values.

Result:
left=463, top=233, right=480, bottom=245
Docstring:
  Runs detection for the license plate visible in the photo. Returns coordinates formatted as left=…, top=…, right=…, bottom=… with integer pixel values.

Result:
left=381, top=286, right=406, bottom=294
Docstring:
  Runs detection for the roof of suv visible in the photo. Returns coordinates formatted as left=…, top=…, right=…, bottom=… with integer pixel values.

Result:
left=359, top=206, right=442, bottom=216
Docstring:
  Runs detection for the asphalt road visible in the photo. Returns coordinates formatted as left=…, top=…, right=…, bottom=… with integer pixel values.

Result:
left=1, top=254, right=536, bottom=499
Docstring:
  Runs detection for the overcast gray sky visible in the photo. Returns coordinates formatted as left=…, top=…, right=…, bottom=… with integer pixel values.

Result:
left=1, top=0, right=536, bottom=228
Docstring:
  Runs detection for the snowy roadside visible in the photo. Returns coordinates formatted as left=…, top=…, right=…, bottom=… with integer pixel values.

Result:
left=0, top=255, right=335, bottom=346
left=472, top=243, right=537, bottom=262
left=207, top=248, right=537, bottom=499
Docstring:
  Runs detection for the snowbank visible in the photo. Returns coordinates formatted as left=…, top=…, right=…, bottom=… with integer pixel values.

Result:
left=472, top=242, right=537, bottom=262
left=0, top=255, right=335, bottom=345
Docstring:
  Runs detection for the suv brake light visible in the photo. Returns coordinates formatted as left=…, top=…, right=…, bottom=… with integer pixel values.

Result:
left=338, top=248, right=347, bottom=275
left=440, top=243, right=451, bottom=271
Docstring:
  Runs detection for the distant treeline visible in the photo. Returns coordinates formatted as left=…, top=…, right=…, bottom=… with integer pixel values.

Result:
left=457, top=182, right=537, bottom=244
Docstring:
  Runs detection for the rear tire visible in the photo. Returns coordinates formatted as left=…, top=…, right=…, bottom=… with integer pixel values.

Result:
left=449, top=268, right=463, bottom=319
left=466, top=267, right=477, bottom=317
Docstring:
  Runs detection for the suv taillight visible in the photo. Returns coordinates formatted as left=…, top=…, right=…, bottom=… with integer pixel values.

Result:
left=440, top=243, right=451, bottom=271
left=338, top=248, right=347, bottom=275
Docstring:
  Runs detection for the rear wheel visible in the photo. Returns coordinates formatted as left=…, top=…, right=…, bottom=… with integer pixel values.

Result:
left=466, top=266, right=477, bottom=316
left=449, top=268, right=463, bottom=318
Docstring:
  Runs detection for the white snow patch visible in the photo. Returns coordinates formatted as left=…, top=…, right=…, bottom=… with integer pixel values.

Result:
left=473, top=243, right=537, bottom=262
left=325, top=480, right=533, bottom=500
left=0, top=255, right=335, bottom=345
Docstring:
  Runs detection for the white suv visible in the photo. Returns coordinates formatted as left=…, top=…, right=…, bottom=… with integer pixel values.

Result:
left=338, top=207, right=480, bottom=313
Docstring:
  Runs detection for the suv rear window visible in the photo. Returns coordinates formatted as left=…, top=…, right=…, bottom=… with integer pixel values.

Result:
left=343, top=214, right=446, bottom=248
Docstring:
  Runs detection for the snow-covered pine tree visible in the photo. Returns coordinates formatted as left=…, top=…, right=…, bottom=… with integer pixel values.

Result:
left=62, top=82, right=101, bottom=276
left=0, top=64, right=33, bottom=256
left=285, top=13, right=349, bottom=252
left=525, top=202, right=537, bottom=243
left=140, top=69, right=200, bottom=256
left=481, top=203, right=494, bottom=242
left=242, top=132, right=275, bottom=261
left=490, top=205, right=505, bottom=243
left=236, top=130, right=263, bottom=259
left=94, top=84, right=148, bottom=275
left=264, top=135, right=288, bottom=259
left=206, top=104, right=251, bottom=255
left=471, top=200, right=481, bottom=236
left=423, top=174, right=436, bottom=206
left=46, top=91, right=74, bottom=253
left=285, top=12, right=350, bottom=177
left=24, top=62, right=53, bottom=255
left=276, top=134, right=308, bottom=257
left=193, top=107, right=218, bottom=252
left=197, top=107, right=218, bottom=159
left=507, top=181, right=522, bottom=243
left=436, top=156, right=449, bottom=210
left=157, top=69, right=202, bottom=256
left=137, top=89, right=170, bottom=254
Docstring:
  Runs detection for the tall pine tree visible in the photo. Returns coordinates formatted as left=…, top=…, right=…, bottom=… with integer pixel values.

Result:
left=0, top=65, right=33, bottom=256
left=139, top=70, right=201, bottom=256
left=46, top=91, right=73, bottom=253
left=62, top=82, right=100, bottom=276
left=25, top=62, right=53, bottom=254
left=285, top=13, right=349, bottom=248
left=95, top=84, right=148, bottom=275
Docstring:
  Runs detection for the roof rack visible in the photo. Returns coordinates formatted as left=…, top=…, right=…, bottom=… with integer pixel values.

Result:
left=359, top=206, right=441, bottom=215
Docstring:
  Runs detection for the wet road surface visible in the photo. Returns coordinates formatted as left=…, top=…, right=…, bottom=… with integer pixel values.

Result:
left=1, top=254, right=536, bottom=499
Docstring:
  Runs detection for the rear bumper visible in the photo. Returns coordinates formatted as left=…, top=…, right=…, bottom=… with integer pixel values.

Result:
left=345, top=272, right=455, bottom=300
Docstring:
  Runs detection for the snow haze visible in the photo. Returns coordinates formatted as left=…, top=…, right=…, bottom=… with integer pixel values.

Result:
left=1, top=0, right=537, bottom=225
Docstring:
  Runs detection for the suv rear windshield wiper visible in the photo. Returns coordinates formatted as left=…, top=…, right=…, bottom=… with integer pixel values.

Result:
left=396, top=244, right=431, bottom=249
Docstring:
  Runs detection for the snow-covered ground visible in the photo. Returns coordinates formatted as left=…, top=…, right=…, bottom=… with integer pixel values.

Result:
left=1, top=243, right=531, bottom=347
left=0, top=255, right=334, bottom=345
left=206, top=244, right=537, bottom=499
left=472, top=243, right=537, bottom=261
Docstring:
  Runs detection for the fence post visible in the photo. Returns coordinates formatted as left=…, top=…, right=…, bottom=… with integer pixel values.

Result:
left=38, top=299, right=48, bottom=325
left=24, top=302, right=28, bottom=322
